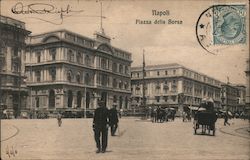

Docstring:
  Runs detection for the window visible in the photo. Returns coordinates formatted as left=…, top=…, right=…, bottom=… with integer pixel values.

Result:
left=112, top=63, right=117, bottom=72
left=36, top=97, right=40, bottom=108
left=50, top=67, right=56, bottom=81
left=13, top=77, right=19, bottom=86
left=156, top=81, right=161, bottom=89
left=76, top=72, right=81, bottom=83
left=164, top=96, right=168, bottom=102
left=165, top=70, right=168, bottom=75
left=68, top=49, right=74, bottom=62
left=113, top=95, right=117, bottom=103
left=135, top=86, right=140, bottom=95
left=124, top=82, right=128, bottom=90
left=77, top=52, right=82, bottom=64
left=113, top=78, right=117, bottom=88
left=37, top=51, right=41, bottom=63
left=119, top=64, right=123, bottom=73
left=67, top=71, right=72, bottom=82
left=101, top=74, right=108, bottom=86
left=172, top=96, right=176, bottom=102
left=119, top=64, right=123, bottom=74
left=157, top=71, right=160, bottom=76
left=49, top=48, right=56, bottom=61
left=85, top=55, right=91, bottom=66
left=13, top=47, right=18, bottom=57
left=12, top=62, right=19, bottom=72
left=101, top=58, right=107, bottom=69
left=125, top=66, right=128, bottom=74
left=155, top=96, right=160, bottom=102
left=85, top=73, right=90, bottom=85
left=119, top=80, right=123, bottom=89
left=36, top=71, right=41, bottom=82
left=173, top=70, right=176, bottom=75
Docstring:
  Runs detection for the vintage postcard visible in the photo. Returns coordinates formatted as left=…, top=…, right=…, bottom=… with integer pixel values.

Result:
left=0, top=0, right=249, bottom=160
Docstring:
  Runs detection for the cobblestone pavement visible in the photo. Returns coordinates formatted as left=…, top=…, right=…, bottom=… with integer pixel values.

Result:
left=1, top=118, right=249, bottom=160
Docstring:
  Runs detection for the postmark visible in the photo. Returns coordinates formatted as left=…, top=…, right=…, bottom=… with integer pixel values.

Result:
left=196, top=5, right=247, bottom=54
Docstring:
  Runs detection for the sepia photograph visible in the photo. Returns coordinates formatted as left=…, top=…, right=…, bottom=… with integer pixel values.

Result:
left=0, top=0, right=249, bottom=159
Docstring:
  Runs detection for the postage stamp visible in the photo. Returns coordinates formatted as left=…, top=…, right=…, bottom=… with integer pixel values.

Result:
left=196, top=4, right=247, bottom=54
left=213, top=5, right=246, bottom=45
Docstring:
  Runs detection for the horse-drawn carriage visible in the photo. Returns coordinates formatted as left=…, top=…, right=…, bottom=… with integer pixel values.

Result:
left=193, top=98, right=217, bottom=136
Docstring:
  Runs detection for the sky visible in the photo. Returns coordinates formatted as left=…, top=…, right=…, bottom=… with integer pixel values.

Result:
left=1, top=0, right=249, bottom=84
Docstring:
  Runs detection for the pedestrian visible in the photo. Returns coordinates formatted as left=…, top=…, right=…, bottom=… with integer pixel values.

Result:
left=57, top=112, right=62, bottom=127
left=109, top=105, right=119, bottom=136
left=92, top=100, right=110, bottom=153
left=224, top=112, right=230, bottom=126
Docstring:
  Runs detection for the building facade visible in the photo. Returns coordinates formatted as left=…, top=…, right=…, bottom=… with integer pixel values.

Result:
left=131, top=64, right=222, bottom=113
left=221, top=83, right=245, bottom=112
left=234, top=85, right=246, bottom=112
left=25, top=30, right=132, bottom=116
left=0, top=16, right=30, bottom=118
left=245, top=59, right=250, bottom=108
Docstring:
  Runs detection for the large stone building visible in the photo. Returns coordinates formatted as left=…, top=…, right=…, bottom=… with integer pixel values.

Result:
left=25, top=30, right=132, bottom=116
left=0, top=16, right=30, bottom=118
left=131, top=64, right=222, bottom=113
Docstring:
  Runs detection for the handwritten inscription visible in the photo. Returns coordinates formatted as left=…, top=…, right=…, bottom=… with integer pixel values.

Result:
left=11, top=2, right=83, bottom=15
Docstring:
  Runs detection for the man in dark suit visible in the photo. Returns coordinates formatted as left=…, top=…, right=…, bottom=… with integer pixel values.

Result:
left=92, top=100, right=110, bottom=153
left=109, top=105, right=119, bottom=136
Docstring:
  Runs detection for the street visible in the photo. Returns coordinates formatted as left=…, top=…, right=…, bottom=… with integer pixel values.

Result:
left=1, top=118, right=249, bottom=160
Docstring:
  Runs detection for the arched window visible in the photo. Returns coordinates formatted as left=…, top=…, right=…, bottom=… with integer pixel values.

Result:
left=49, top=90, right=55, bottom=108
left=76, top=72, right=81, bottom=83
left=77, top=52, right=82, bottom=64
left=85, top=55, right=91, bottom=66
left=67, top=70, right=72, bottom=82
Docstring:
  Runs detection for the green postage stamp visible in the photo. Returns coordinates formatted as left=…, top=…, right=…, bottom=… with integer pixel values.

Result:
left=213, top=5, right=246, bottom=45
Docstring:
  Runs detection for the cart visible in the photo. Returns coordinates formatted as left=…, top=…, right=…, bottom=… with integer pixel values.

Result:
left=193, top=98, right=217, bottom=136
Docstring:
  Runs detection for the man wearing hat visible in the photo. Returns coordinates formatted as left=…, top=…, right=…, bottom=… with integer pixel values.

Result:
left=109, top=105, right=119, bottom=136
left=92, top=99, right=110, bottom=153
